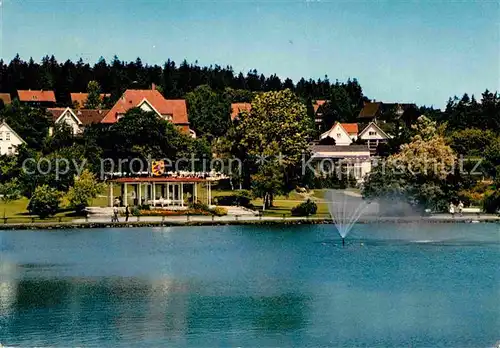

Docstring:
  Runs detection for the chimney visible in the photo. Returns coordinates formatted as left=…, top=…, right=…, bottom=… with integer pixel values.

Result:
left=151, top=83, right=156, bottom=91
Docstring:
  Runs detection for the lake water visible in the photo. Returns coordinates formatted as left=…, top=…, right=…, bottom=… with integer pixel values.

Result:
left=0, top=224, right=499, bottom=347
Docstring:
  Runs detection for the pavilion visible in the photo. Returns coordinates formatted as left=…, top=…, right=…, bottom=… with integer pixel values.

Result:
left=108, top=176, right=213, bottom=208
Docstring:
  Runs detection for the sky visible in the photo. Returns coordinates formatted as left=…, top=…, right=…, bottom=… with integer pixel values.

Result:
left=1, top=0, right=498, bottom=108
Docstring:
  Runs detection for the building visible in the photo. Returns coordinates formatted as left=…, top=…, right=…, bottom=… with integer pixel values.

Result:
left=313, top=100, right=327, bottom=128
left=0, top=93, right=11, bottom=105
left=17, top=90, right=56, bottom=107
left=101, top=88, right=194, bottom=136
left=358, top=101, right=417, bottom=123
left=231, top=103, right=251, bottom=121
left=0, top=122, right=26, bottom=155
left=309, top=144, right=372, bottom=182
left=319, top=122, right=358, bottom=146
left=47, top=107, right=109, bottom=135
left=358, top=122, right=391, bottom=153
left=70, top=92, right=111, bottom=108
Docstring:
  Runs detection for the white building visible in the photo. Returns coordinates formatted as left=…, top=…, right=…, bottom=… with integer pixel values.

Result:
left=358, top=122, right=391, bottom=153
left=319, top=122, right=358, bottom=146
left=0, top=122, right=26, bottom=155
left=47, top=108, right=109, bottom=135
left=310, top=144, right=372, bottom=182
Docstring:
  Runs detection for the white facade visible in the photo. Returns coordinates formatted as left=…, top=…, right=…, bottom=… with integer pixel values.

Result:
left=51, top=108, right=82, bottom=135
left=358, top=122, right=390, bottom=151
left=320, top=123, right=357, bottom=146
left=310, top=145, right=372, bottom=182
left=0, top=122, right=25, bottom=155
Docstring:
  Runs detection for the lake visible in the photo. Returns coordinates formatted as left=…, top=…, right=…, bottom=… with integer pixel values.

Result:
left=0, top=224, right=499, bottom=347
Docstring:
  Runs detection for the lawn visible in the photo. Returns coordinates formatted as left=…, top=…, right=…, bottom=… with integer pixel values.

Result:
left=0, top=185, right=331, bottom=222
left=0, top=197, right=76, bottom=223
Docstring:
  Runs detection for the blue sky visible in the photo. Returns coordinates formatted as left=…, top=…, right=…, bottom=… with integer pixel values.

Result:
left=1, top=0, right=498, bottom=108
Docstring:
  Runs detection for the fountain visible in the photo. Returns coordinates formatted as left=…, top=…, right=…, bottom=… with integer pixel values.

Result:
left=325, top=189, right=371, bottom=246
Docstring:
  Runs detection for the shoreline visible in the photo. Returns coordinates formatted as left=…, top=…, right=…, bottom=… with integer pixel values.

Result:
left=0, top=216, right=498, bottom=230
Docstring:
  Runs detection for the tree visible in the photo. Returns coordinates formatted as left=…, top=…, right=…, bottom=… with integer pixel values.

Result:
left=251, top=162, right=285, bottom=209
left=101, top=108, right=211, bottom=172
left=28, top=184, right=61, bottom=218
left=0, top=100, right=51, bottom=150
left=0, top=179, right=21, bottom=218
left=43, top=122, right=75, bottom=153
left=363, top=116, right=457, bottom=211
left=236, top=89, right=314, bottom=190
left=186, top=85, right=231, bottom=139
left=84, top=80, right=102, bottom=109
left=66, top=169, right=105, bottom=213
left=448, top=128, right=497, bottom=157
left=318, top=136, right=336, bottom=145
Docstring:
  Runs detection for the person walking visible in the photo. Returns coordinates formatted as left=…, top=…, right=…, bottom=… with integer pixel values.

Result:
left=125, top=205, right=130, bottom=222
left=449, top=202, right=455, bottom=218
left=113, top=206, right=119, bottom=222
left=458, top=201, right=464, bottom=217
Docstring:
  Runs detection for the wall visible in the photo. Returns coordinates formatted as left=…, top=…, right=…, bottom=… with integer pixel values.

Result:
left=0, top=124, right=24, bottom=155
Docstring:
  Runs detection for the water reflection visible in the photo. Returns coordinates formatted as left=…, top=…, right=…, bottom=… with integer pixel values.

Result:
left=0, top=225, right=498, bottom=347
left=0, top=276, right=310, bottom=346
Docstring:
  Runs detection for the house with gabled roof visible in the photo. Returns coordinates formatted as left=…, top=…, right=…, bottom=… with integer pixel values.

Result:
left=358, top=101, right=417, bottom=123
left=47, top=107, right=109, bottom=135
left=358, top=122, right=391, bottom=153
left=102, top=87, right=194, bottom=136
left=319, top=122, right=358, bottom=146
left=0, top=122, right=26, bottom=155
left=231, top=103, right=251, bottom=121
left=71, top=92, right=111, bottom=109
left=0, top=93, right=11, bottom=106
left=313, top=100, right=327, bottom=128
left=309, top=144, right=372, bottom=182
left=17, top=90, right=56, bottom=107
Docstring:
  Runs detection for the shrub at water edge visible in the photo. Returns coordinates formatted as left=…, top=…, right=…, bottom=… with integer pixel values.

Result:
left=291, top=199, right=318, bottom=216
left=28, top=185, right=61, bottom=219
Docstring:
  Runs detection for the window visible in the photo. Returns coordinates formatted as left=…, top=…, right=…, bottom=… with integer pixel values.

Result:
left=0, top=132, right=2, bottom=140
left=6, top=132, right=10, bottom=140
left=336, top=133, right=342, bottom=138
left=162, top=114, right=173, bottom=121
left=7, top=147, right=12, bottom=155
left=369, top=131, right=377, bottom=136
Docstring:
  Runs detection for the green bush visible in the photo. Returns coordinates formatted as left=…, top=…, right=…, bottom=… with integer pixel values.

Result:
left=291, top=199, right=318, bottom=216
left=483, top=191, right=500, bottom=214
left=190, top=200, right=210, bottom=211
left=214, top=190, right=252, bottom=207
left=139, top=204, right=150, bottom=210
left=28, top=185, right=61, bottom=219
left=347, top=175, right=358, bottom=188
left=131, top=207, right=141, bottom=216
left=66, top=170, right=105, bottom=213
left=211, top=206, right=228, bottom=216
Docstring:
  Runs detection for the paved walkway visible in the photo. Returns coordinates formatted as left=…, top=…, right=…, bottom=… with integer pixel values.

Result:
left=72, top=214, right=500, bottom=224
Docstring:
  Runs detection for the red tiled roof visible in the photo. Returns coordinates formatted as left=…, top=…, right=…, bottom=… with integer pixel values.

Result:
left=47, top=108, right=109, bottom=125
left=0, top=93, right=11, bottom=105
left=231, top=103, right=251, bottom=120
left=47, top=107, right=65, bottom=121
left=313, top=100, right=327, bottom=113
left=101, top=89, right=189, bottom=125
left=340, top=123, right=359, bottom=134
left=75, top=109, right=110, bottom=125
left=70, top=93, right=110, bottom=108
left=358, top=102, right=382, bottom=119
left=17, top=90, right=56, bottom=102
left=110, top=177, right=208, bottom=183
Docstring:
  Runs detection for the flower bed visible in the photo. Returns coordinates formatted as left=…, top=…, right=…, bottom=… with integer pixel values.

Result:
left=139, top=209, right=211, bottom=216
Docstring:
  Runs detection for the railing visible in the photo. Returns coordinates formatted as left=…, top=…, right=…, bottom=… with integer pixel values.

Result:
left=0, top=211, right=496, bottom=226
